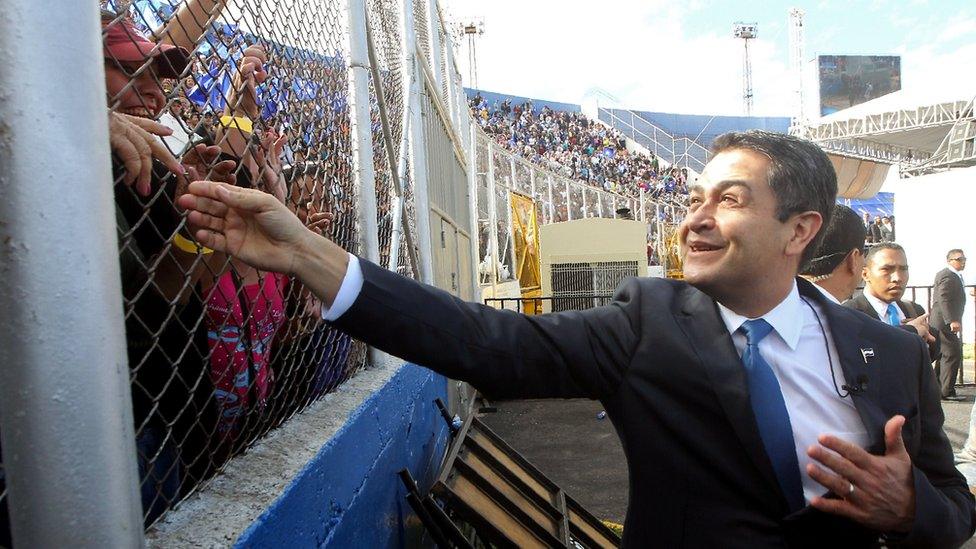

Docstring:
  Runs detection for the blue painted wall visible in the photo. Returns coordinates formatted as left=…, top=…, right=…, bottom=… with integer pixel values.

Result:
left=234, top=364, right=449, bottom=548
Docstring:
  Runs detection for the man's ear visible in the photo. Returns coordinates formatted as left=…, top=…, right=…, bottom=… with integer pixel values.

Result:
left=845, top=248, right=862, bottom=275
left=786, top=211, right=823, bottom=260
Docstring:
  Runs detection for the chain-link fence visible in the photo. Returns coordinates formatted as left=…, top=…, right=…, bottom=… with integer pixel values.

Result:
left=99, top=0, right=376, bottom=528
left=0, top=0, right=452, bottom=537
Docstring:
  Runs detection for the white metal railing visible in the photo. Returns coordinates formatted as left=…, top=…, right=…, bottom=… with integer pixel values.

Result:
left=599, top=107, right=712, bottom=172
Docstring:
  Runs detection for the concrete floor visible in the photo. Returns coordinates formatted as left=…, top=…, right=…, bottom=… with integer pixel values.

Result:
left=479, top=385, right=976, bottom=541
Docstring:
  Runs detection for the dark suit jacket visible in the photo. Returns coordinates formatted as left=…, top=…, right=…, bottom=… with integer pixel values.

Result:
left=843, top=293, right=939, bottom=360
left=334, top=259, right=974, bottom=548
left=932, top=268, right=966, bottom=330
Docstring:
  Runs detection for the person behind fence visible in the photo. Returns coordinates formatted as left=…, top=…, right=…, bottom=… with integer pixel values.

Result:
left=177, top=129, right=974, bottom=546
left=799, top=204, right=866, bottom=304
left=102, top=6, right=292, bottom=520
left=932, top=249, right=967, bottom=400
left=103, top=10, right=216, bottom=523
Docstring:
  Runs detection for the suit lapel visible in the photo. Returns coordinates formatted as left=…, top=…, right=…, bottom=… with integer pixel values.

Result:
left=802, top=282, right=887, bottom=454
left=674, top=288, right=785, bottom=503
left=855, top=294, right=882, bottom=321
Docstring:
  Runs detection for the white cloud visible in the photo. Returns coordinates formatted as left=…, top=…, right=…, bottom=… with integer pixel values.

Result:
left=939, top=16, right=976, bottom=43
left=447, top=0, right=794, bottom=116
left=446, top=0, right=974, bottom=117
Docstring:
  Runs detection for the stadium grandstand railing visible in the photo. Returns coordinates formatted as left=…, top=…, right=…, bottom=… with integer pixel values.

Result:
left=599, top=107, right=713, bottom=172
left=598, top=107, right=793, bottom=174
left=0, top=0, right=687, bottom=545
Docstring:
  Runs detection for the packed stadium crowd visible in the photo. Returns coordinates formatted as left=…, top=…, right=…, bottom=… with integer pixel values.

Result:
left=469, top=94, right=690, bottom=207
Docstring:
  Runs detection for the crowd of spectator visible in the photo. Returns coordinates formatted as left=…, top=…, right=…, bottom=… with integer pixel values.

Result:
left=469, top=94, right=690, bottom=207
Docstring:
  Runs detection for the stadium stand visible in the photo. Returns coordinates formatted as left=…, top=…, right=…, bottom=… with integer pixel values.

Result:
left=468, top=90, right=690, bottom=207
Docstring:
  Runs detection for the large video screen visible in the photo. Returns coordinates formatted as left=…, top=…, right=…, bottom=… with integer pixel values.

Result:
left=818, top=55, right=901, bottom=116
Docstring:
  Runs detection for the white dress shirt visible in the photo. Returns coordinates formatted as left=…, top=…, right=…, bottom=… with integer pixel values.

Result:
left=324, top=259, right=869, bottom=503
left=717, top=282, right=869, bottom=503
left=949, top=264, right=966, bottom=286
left=321, top=253, right=364, bottom=321
left=863, top=289, right=905, bottom=324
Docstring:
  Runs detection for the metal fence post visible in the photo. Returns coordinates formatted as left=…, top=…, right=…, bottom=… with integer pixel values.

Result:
left=565, top=180, right=572, bottom=221
left=547, top=175, right=555, bottom=223
left=347, top=0, right=379, bottom=265
left=486, top=141, right=500, bottom=287
left=0, top=1, right=144, bottom=546
left=467, top=117, right=480, bottom=298
left=639, top=188, right=646, bottom=222
left=405, top=0, right=434, bottom=285
left=425, top=0, right=445, bottom=100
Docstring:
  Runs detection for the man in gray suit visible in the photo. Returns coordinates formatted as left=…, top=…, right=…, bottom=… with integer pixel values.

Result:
left=932, top=249, right=967, bottom=399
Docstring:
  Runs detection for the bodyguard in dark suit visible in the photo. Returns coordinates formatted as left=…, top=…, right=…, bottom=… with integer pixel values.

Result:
left=178, top=131, right=975, bottom=547
left=800, top=204, right=866, bottom=303
left=843, top=243, right=939, bottom=360
left=932, top=249, right=967, bottom=398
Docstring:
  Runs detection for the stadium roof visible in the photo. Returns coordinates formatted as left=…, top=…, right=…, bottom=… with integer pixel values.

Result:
left=797, top=82, right=975, bottom=175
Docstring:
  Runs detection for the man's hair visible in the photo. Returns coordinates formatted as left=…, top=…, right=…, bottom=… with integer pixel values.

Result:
left=800, top=205, right=865, bottom=277
left=947, top=248, right=964, bottom=260
left=865, top=242, right=905, bottom=265
left=711, top=130, right=838, bottom=264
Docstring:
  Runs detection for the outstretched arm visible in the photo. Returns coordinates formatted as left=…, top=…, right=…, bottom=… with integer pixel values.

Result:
left=176, top=181, right=641, bottom=398
left=156, top=0, right=227, bottom=52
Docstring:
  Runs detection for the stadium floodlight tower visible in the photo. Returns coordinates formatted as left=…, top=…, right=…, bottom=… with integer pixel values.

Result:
left=733, top=22, right=758, bottom=115
left=788, top=8, right=806, bottom=127
left=459, top=17, right=485, bottom=88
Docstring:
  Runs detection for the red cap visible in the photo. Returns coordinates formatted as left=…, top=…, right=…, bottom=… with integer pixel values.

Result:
left=103, top=16, right=189, bottom=79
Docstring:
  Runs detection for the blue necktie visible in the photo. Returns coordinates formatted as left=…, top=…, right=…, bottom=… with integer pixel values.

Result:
left=885, top=303, right=900, bottom=326
left=740, top=319, right=805, bottom=512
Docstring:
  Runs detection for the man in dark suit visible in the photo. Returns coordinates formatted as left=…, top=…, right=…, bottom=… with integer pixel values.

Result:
left=932, top=249, right=967, bottom=399
left=800, top=204, right=865, bottom=304
left=843, top=243, right=938, bottom=359
left=177, top=131, right=974, bottom=547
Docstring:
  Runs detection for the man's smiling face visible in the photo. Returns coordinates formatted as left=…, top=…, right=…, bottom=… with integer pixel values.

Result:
left=679, top=148, right=796, bottom=302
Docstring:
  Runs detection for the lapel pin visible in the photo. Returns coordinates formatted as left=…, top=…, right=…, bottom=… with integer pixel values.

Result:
left=860, top=348, right=875, bottom=363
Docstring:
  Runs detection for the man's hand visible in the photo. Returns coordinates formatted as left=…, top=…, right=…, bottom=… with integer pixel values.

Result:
left=251, top=126, right=288, bottom=202
left=951, top=321, right=962, bottom=334
left=229, top=45, right=268, bottom=119
left=177, top=181, right=350, bottom=305
left=806, top=416, right=915, bottom=533
left=305, top=202, right=335, bottom=235
left=178, top=144, right=236, bottom=202
left=903, top=314, right=936, bottom=344
left=176, top=181, right=313, bottom=275
left=108, top=111, right=185, bottom=196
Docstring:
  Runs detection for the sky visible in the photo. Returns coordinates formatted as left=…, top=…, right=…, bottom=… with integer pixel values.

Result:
left=443, top=0, right=976, bottom=116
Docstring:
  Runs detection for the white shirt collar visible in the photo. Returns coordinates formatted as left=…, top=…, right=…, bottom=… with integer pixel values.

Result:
left=716, top=282, right=803, bottom=351
left=813, top=282, right=841, bottom=304
left=862, top=288, right=896, bottom=319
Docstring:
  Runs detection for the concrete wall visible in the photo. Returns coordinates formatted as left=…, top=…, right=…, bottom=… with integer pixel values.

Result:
left=147, top=360, right=449, bottom=548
